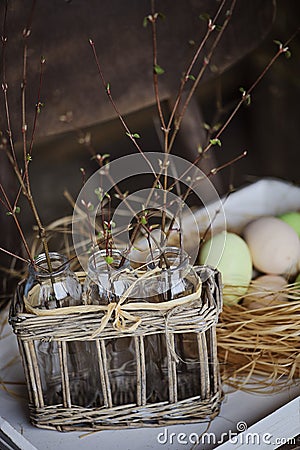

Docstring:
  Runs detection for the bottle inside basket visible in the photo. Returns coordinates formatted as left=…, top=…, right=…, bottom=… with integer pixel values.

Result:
left=24, top=252, right=82, bottom=309
left=24, top=252, right=99, bottom=407
left=83, top=249, right=137, bottom=406
left=145, top=246, right=203, bottom=402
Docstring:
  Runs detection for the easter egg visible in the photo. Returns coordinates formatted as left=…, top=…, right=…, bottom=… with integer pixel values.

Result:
left=243, top=216, right=300, bottom=276
left=279, top=211, right=300, bottom=237
left=199, top=231, right=252, bottom=305
left=243, top=274, right=287, bottom=309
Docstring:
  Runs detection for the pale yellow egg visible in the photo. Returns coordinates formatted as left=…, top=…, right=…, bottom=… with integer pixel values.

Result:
left=199, top=231, right=252, bottom=305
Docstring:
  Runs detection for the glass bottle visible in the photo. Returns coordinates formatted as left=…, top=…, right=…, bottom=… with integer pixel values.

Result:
left=25, top=252, right=85, bottom=406
left=145, top=246, right=202, bottom=402
left=145, top=246, right=198, bottom=301
left=83, top=249, right=137, bottom=405
left=25, top=252, right=82, bottom=308
left=83, top=249, right=131, bottom=305
left=25, top=252, right=103, bottom=407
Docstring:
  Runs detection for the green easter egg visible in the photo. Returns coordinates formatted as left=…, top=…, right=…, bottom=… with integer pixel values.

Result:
left=199, top=231, right=252, bottom=306
left=279, top=212, right=300, bottom=237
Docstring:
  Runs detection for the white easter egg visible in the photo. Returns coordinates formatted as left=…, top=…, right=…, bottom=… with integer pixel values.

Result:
left=243, top=216, right=300, bottom=276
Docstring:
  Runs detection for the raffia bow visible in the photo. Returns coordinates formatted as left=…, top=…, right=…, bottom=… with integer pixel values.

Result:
left=23, top=268, right=202, bottom=336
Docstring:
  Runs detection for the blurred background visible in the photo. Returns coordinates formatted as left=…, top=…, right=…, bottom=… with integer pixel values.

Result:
left=0, top=0, right=299, bottom=306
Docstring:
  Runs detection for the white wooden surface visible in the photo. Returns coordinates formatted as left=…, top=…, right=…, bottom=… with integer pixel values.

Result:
left=216, top=396, right=300, bottom=449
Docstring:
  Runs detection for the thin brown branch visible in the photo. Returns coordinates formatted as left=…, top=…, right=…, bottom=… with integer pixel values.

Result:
left=1, top=1, right=18, bottom=166
left=144, top=0, right=234, bottom=236
left=89, top=38, right=157, bottom=176
left=165, top=29, right=299, bottom=192
left=166, top=0, right=227, bottom=134
left=167, top=0, right=237, bottom=153
left=149, top=0, right=167, bottom=136
left=91, top=157, right=167, bottom=266
left=1, top=0, right=52, bottom=272
left=3, top=123, right=49, bottom=267
left=209, top=150, right=247, bottom=176
left=2, top=85, right=18, bottom=168
left=28, top=56, right=45, bottom=156
left=15, top=8, right=45, bottom=211
left=23, top=0, right=37, bottom=37
left=202, top=30, right=299, bottom=156
left=0, top=246, right=29, bottom=264
left=0, top=183, right=33, bottom=261
left=21, top=41, right=29, bottom=188
left=1, top=0, right=8, bottom=84
left=165, top=150, right=247, bottom=241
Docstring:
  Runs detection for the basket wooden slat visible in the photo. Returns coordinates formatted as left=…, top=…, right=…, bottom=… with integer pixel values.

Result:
left=9, top=266, right=223, bottom=431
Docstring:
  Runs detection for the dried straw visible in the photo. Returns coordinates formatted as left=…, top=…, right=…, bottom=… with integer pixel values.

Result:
left=217, top=282, right=300, bottom=391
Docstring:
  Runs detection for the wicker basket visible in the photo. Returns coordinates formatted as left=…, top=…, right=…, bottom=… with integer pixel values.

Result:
left=9, top=266, right=223, bottom=431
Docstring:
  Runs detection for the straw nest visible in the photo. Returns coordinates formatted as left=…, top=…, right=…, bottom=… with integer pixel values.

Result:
left=217, top=283, right=300, bottom=391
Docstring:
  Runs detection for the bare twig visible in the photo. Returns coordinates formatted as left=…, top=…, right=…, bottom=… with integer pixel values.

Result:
left=89, top=39, right=157, bottom=176
left=166, top=0, right=227, bottom=138
left=164, top=150, right=248, bottom=242
left=167, top=0, right=237, bottom=153
left=1, top=1, right=52, bottom=271
left=149, top=1, right=167, bottom=143
left=146, top=0, right=234, bottom=236
left=165, top=29, right=299, bottom=192
left=0, top=246, right=29, bottom=264
left=202, top=29, right=300, bottom=156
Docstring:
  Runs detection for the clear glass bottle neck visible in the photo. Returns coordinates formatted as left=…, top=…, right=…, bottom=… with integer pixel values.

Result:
left=87, top=249, right=130, bottom=298
left=144, top=247, right=195, bottom=299
left=29, top=252, right=69, bottom=279
left=87, top=249, right=129, bottom=277
left=26, top=252, right=81, bottom=308
left=146, top=247, right=190, bottom=276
